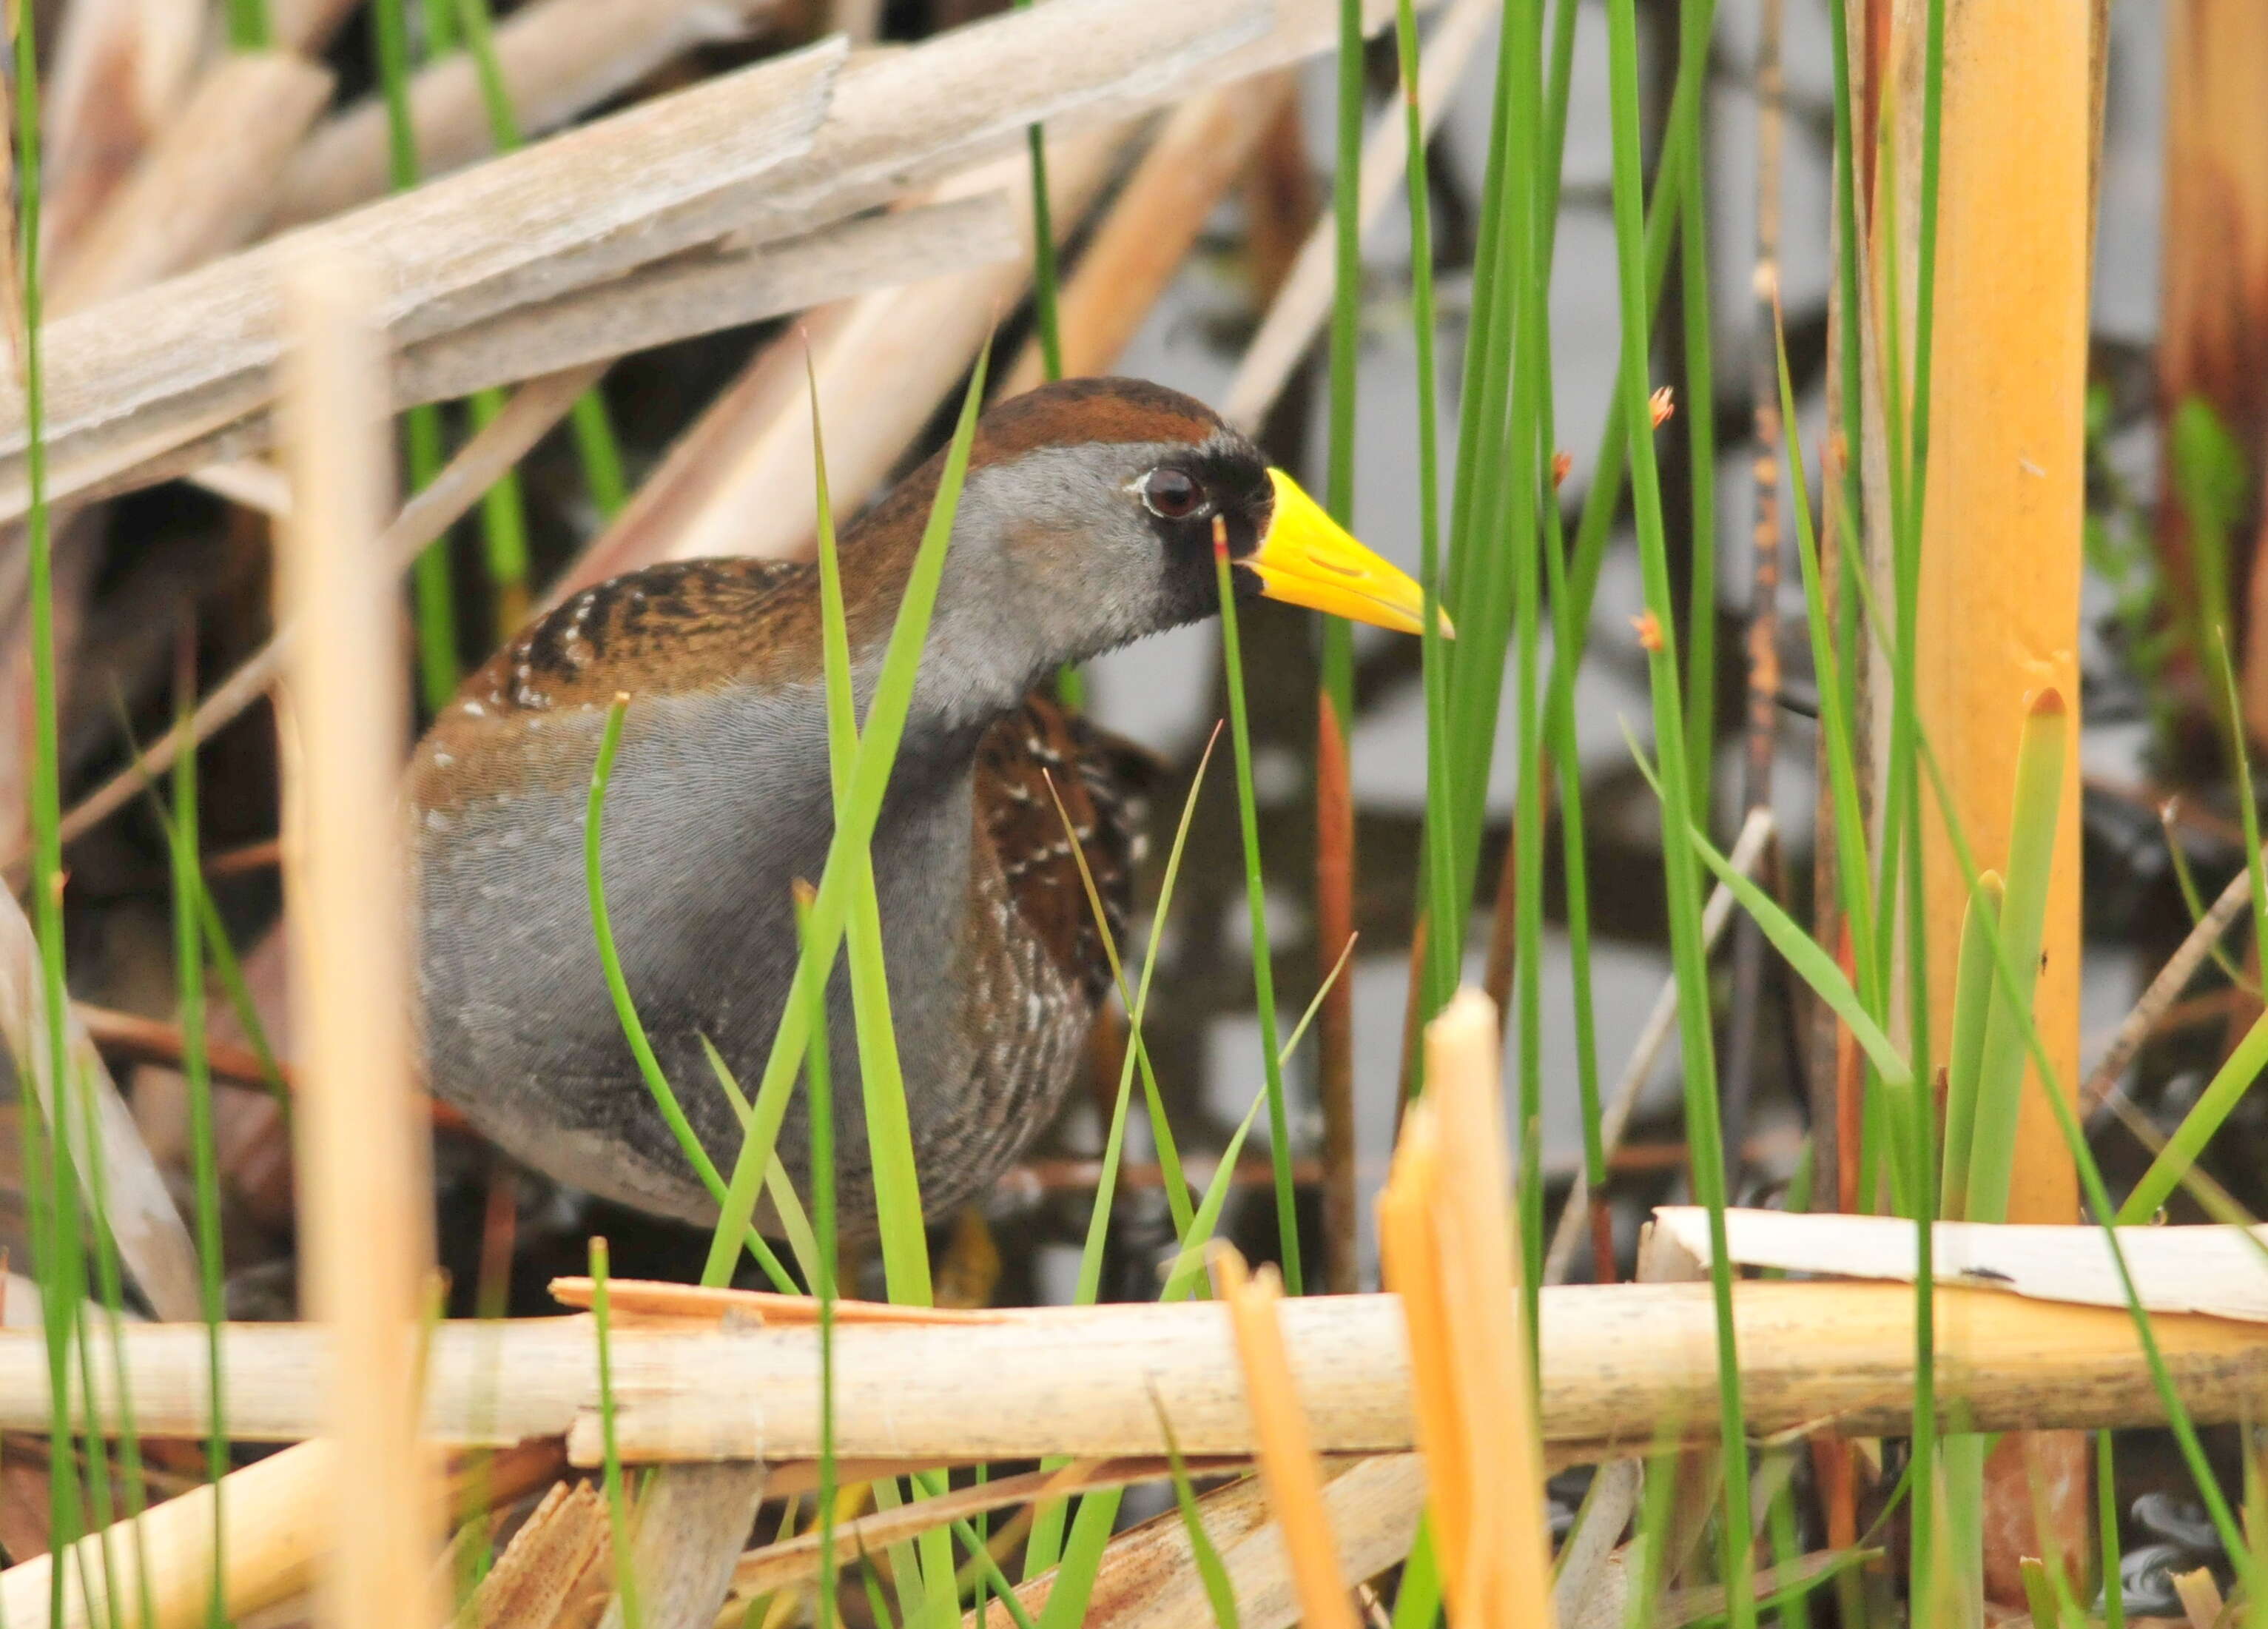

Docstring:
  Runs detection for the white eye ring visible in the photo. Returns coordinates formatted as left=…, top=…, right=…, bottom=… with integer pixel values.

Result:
left=1139, top=468, right=1208, bottom=520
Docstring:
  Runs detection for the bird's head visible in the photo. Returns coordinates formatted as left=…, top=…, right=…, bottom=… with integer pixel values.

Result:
left=868, top=378, right=1446, bottom=708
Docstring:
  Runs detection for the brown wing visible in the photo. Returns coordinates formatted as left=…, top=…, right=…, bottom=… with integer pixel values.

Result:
left=973, top=693, right=1157, bottom=1005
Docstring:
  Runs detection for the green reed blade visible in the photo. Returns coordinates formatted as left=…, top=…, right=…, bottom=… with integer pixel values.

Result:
left=1939, top=873, right=2003, bottom=1220
left=12, top=0, right=95, bottom=1595
left=790, top=889, right=841, bottom=1629
left=1211, top=540, right=1302, bottom=1295
left=370, top=0, right=461, bottom=708
left=1602, top=0, right=1753, bottom=1612
left=698, top=1038, right=823, bottom=1286
left=1914, top=733, right=2260, bottom=1592
left=701, top=341, right=989, bottom=1277
left=590, top=1239, right=645, bottom=1629
left=226, top=0, right=272, bottom=51
left=1678, top=93, right=1717, bottom=809
left=807, top=353, right=933, bottom=1300
left=1319, top=0, right=1362, bottom=729
left=169, top=679, right=229, bottom=1629
left=1962, top=693, right=2068, bottom=1227
left=2159, top=814, right=2255, bottom=992
left=1629, top=733, right=1911, bottom=1095
left=1151, top=1399, right=1240, bottom=1628
left=2210, top=631, right=2268, bottom=1010
left=2119, top=1007, right=2268, bottom=1224
left=1775, top=301, right=1878, bottom=1009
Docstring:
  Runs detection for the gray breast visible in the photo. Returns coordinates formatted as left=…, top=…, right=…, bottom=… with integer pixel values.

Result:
left=413, top=682, right=1034, bottom=1233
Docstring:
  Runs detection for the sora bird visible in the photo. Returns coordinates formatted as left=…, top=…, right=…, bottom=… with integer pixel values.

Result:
left=409, top=377, right=1433, bottom=1234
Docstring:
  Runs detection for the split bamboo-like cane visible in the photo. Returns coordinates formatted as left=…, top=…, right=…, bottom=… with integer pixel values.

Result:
left=1380, top=990, right=1555, bottom=1625
left=275, top=246, right=443, bottom=1629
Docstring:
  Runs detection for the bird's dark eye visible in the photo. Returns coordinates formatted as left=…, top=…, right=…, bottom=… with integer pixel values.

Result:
left=1141, top=468, right=1205, bottom=520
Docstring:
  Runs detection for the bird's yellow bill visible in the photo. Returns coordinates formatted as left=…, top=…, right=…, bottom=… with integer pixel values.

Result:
left=1251, top=468, right=1453, bottom=637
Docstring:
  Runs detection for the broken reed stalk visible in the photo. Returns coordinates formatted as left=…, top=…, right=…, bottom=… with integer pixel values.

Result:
left=1904, top=0, right=2093, bottom=1586
left=998, top=73, right=1297, bottom=394
left=1212, top=1246, right=1358, bottom=1629
left=1379, top=989, right=1554, bottom=1622
left=275, top=246, right=440, bottom=1629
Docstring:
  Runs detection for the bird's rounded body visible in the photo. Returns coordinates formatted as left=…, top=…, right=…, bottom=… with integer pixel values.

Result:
left=408, top=378, right=1424, bottom=1237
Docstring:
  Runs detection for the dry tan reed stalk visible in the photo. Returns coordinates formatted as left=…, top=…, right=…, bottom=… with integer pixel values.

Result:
left=21, top=1271, right=2268, bottom=1457
left=0, top=876, right=202, bottom=1319
left=50, top=53, right=336, bottom=314
left=999, top=73, right=1298, bottom=394
left=983, top=1454, right=1425, bottom=1629
left=1543, top=807, right=1774, bottom=1285
left=1213, top=1246, right=1359, bottom=1629
left=275, top=0, right=782, bottom=229
left=1221, top=0, right=1495, bottom=429
left=42, top=198, right=1006, bottom=527
left=276, top=247, right=442, bottom=1629
left=1379, top=989, right=1555, bottom=1625
left=49, top=363, right=599, bottom=857
left=618, top=127, right=1128, bottom=573
left=41, top=0, right=204, bottom=259
left=0, top=1437, right=337, bottom=1629
left=0, top=1440, right=562, bottom=1629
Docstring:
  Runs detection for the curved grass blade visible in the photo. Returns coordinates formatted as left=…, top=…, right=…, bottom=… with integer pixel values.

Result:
left=586, top=696, right=795, bottom=1293
left=700, top=341, right=993, bottom=1289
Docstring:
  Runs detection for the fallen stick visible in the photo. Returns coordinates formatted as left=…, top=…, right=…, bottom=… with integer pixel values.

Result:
left=8, top=1273, right=2268, bottom=1458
